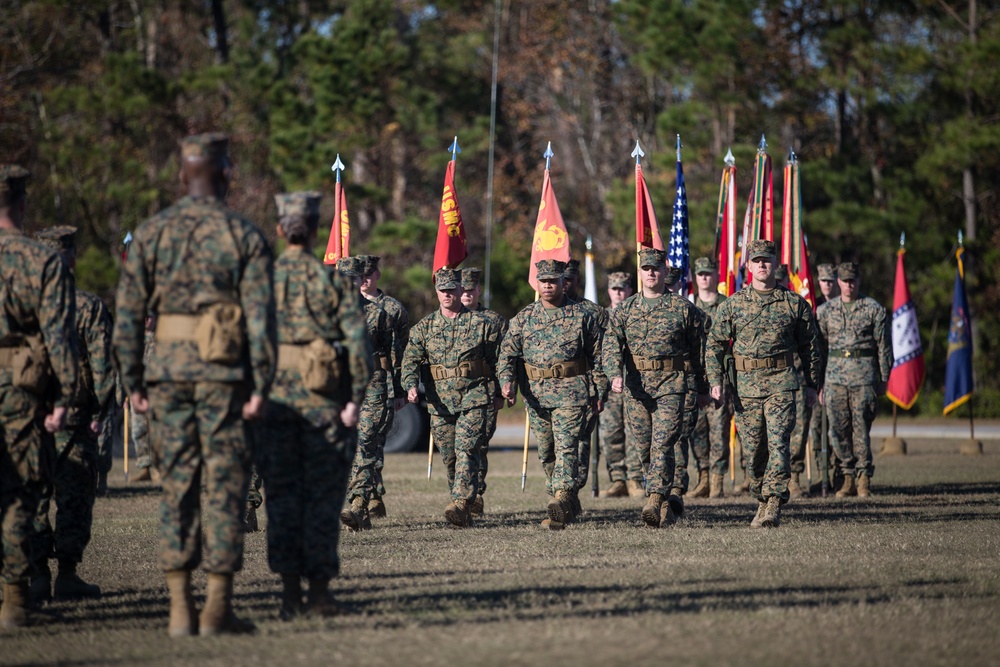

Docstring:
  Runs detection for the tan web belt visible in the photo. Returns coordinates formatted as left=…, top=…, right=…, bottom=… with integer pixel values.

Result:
left=0, top=346, right=26, bottom=368
left=154, top=314, right=201, bottom=342
left=828, top=348, right=875, bottom=358
left=277, top=344, right=306, bottom=370
left=631, top=355, right=685, bottom=372
left=523, top=359, right=587, bottom=380
left=429, top=359, right=487, bottom=380
left=734, top=352, right=794, bottom=371
left=375, top=354, right=392, bottom=371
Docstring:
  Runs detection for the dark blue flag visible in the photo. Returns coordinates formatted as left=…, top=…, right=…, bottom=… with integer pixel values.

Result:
left=668, top=159, right=690, bottom=296
left=943, top=246, right=973, bottom=414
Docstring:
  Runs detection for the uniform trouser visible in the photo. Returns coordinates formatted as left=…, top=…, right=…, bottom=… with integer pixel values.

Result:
left=31, top=424, right=97, bottom=568
left=623, top=393, right=684, bottom=497
left=477, top=401, right=498, bottom=496
left=132, top=404, right=152, bottom=469
left=246, top=466, right=263, bottom=509
left=693, top=398, right=732, bottom=476
left=147, top=381, right=252, bottom=573
left=97, top=405, right=119, bottom=475
left=734, top=391, right=795, bottom=503
left=825, top=383, right=877, bottom=479
left=348, top=381, right=392, bottom=503
left=526, top=404, right=589, bottom=496
left=599, top=389, right=627, bottom=483
left=431, top=408, right=486, bottom=503
left=256, top=397, right=353, bottom=580
left=672, top=391, right=699, bottom=493
left=1, top=381, right=52, bottom=584
left=790, top=390, right=812, bottom=474
left=575, top=409, right=598, bottom=492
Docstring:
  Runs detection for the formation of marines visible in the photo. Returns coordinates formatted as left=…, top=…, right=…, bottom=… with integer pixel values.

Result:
left=0, top=133, right=893, bottom=634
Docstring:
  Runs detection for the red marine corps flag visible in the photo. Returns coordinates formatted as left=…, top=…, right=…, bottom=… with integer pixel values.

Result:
left=323, top=154, right=350, bottom=264
left=433, top=137, right=468, bottom=273
left=633, top=141, right=663, bottom=251
left=528, top=142, right=571, bottom=292
left=886, top=232, right=925, bottom=410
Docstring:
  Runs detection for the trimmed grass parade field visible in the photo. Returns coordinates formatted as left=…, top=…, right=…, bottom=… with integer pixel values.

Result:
left=4, top=439, right=999, bottom=666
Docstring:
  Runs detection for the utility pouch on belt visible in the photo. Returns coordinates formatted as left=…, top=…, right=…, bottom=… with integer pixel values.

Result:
left=11, top=335, right=51, bottom=394
left=194, top=303, right=245, bottom=364
left=724, top=353, right=736, bottom=389
left=300, top=339, right=343, bottom=393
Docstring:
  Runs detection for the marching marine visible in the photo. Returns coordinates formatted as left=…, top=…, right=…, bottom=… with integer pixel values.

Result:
left=598, top=271, right=635, bottom=498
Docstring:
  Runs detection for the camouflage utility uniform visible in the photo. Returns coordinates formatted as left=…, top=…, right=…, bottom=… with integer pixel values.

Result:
left=691, top=289, right=732, bottom=494
left=598, top=272, right=634, bottom=493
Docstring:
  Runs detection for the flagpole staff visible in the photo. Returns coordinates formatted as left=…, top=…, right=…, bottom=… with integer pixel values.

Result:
left=956, top=230, right=977, bottom=447
left=123, top=398, right=130, bottom=483
left=631, top=140, right=644, bottom=293
left=331, top=154, right=344, bottom=183
left=427, top=433, right=434, bottom=480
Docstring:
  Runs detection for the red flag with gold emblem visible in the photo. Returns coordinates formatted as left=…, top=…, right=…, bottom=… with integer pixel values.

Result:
left=323, top=180, right=350, bottom=264
left=528, top=169, right=571, bottom=291
left=433, top=159, right=468, bottom=273
left=635, top=162, right=664, bottom=250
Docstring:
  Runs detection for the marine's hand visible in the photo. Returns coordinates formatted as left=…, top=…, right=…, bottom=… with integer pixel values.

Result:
left=407, top=387, right=419, bottom=403
left=44, top=406, right=67, bottom=433
left=131, top=391, right=150, bottom=414
left=501, top=382, right=514, bottom=400
left=89, top=420, right=101, bottom=435
left=805, top=387, right=818, bottom=408
left=611, top=377, right=623, bottom=394
left=242, top=394, right=265, bottom=420
left=340, top=402, right=360, bottom=428
left=710, top=385, right=723, bottom=403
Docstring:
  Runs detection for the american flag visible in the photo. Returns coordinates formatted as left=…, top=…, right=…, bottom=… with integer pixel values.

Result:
left=668, top=158, right=690, bottom=296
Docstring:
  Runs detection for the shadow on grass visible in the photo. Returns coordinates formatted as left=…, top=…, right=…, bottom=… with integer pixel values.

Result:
left=101, top=485, right=161, bottom=499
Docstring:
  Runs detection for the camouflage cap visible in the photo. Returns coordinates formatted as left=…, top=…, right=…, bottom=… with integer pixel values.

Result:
left=35, top=225, right=78, bottom=252
left=607, top=271, right=631, bottom=289
left=535, top=259, right=567, bottom=280
left=775, top=264, right=789, bottom=281
left=638, top=248, right=667, bottom=268
left=336, top=256, right=365, bottom=277
left=816, top=263, right=837, bottom=281
left=461, top=267, right=482, bottom=289
left=434, top=267, right=461, bottom=290
left=747, top=239, right=777, bottom=261
left=563, top=258, right=581, bottom=278
left=837, top=261, right=859, bottom=280
left=693, top=256, right=717, bottom=275
left=180, top=132, right=229, bottom=160
left=665, top=266, right=682, bottom=286
left=360, top=255, right=381, bottom=276
left=275, top=191, right=322, bottom=218
left=0, top=164, right=30, bottom=194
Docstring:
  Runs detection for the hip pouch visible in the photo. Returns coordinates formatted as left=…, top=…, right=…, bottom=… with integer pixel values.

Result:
left=195, top=303, right=245, bottom=364
left=12, top=335, right=51, bottom=394
left=301, top=339, right=343, bottom=393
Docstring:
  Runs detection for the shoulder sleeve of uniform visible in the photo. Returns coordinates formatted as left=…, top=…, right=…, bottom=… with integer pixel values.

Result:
left=236, top=218, right=277, bottom=398
left=39, top=251, right=79, bottom=406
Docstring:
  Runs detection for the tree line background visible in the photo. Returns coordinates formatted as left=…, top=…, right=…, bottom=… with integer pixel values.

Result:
left=2, top=0, right=998, bottom=416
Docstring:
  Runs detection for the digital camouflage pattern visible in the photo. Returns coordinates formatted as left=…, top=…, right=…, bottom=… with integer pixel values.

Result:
left=824, top=384, right=878, bottom=478
left=568, top=295, right=609, bottom=493
left=691, top=292, right=730, bottom=476
left=789, top=360, right=811, bottom=474
left=599, top=388, right=627, bottom=482
left=132, top=330, right=155, bottom=470
left=473, top=303, right=508, bottom=496
left=604, top=292, right=707, bottom=496
left=498, top=297, right=604, bottom=496
left=256, top=246, right=372, bottom=579
left=1, top=227, right=78, bottom=585
left=113, top=188, right=277, bottom=574
left=707, top=285, right=820, bottom=503
left=402, top=307, right=502, bottom=502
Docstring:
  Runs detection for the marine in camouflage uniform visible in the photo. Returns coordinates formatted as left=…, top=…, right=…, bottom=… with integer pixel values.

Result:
left=604, top=249, right=707, bottom=529
left=460, top=267, right=508, bottom=516
left=690, top=257, right=732, bottom=499
left=666, top=265, right=700, bottom=507
left=809, top=263, right=839, bottom=480
left=706, top=240, right=820, bottom=529
left=598, top=271, right=635, bottom=498
left=498, top=260, right=604, bottom=530
left=562, top=259, right=609, bottom=506
left=131, top=323, right=156, bottom=480
left=29, top=227, right=115, bottom=605
left=113, top=133, right=277, bottom=637
left=402, top=268, right=502, bottom=528
left=358, top=255, right=407, bottom=518
left=0, top=164, right=79, bottom=629
left=340, top=256, right=398, bottom=530
left=817, top=261, right=892, bottom=498
left=255, top=193, right=372, bottom=620
left=774, top=264, right=813, bottom=498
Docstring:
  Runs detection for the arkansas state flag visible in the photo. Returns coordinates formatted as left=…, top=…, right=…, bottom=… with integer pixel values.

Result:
left=528, top=170, right=571, bottom=291
left=323, top=181, right=350, bottom=264
left=635, top=163, right=663, bottom=250
left=433, top=159, right=468, bottom=273
left=886, top=245, right=925, bottom=410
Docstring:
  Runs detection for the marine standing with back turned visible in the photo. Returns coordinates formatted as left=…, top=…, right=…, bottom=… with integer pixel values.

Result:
left=113, top=133, right=277, bottom=637
left=0, top=164, right=79, bottom=629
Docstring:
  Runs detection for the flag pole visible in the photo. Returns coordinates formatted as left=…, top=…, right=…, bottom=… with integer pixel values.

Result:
left=632, top=140, right=644, bottom=293
left=483, top=0, right=501, bottom=308
left=123, top=398, right=130, bottom=483
left=427, top=433, right=434, bottom=480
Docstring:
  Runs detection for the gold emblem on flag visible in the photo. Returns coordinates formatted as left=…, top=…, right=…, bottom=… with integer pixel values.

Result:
left=533, top=220, right=567, bottom=252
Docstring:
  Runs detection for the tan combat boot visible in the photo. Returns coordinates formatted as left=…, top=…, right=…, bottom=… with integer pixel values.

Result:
left=546, top=490, right=572, bottom=527
left=166, top=570, right=196, bottom=638
left=734, top=477, right=751, bottom=496
left=469, top=495, right=485, bottom=517
left=690, top=469, right=710, bottom=498
left=659, top=499, right=677, bottom=527
left=749, top=500, right=768, bottom=528
left=788, top=472, right=803, bottom=498
left=0, top=581, right=29, bottom=629
left=306, top=578, right=338, bottom=617
left=601, top=480, right=628, bottom=498
left=444, top=499, right=471, bottom=528
left=199, top=573, right=255, bottom=636
left=279, top=574, right=302, bottom=621
left=339, top=496, right=369, bottom=531
left=709, top=472, right=725, bottom=499
left=641, top=492, right=664, bottom=528
left=759, top=497, right=781, bottom=528
left=857, top=473, right=872, bottom=498
left=368, top=497, right=387, bottom=518
left=836, top=475, right=857, bottom=498
left=626, top=479, right=645, bottom=498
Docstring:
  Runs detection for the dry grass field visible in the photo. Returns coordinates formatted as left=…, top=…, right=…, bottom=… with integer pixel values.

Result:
left=3, top=439, right=999, bottom=667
